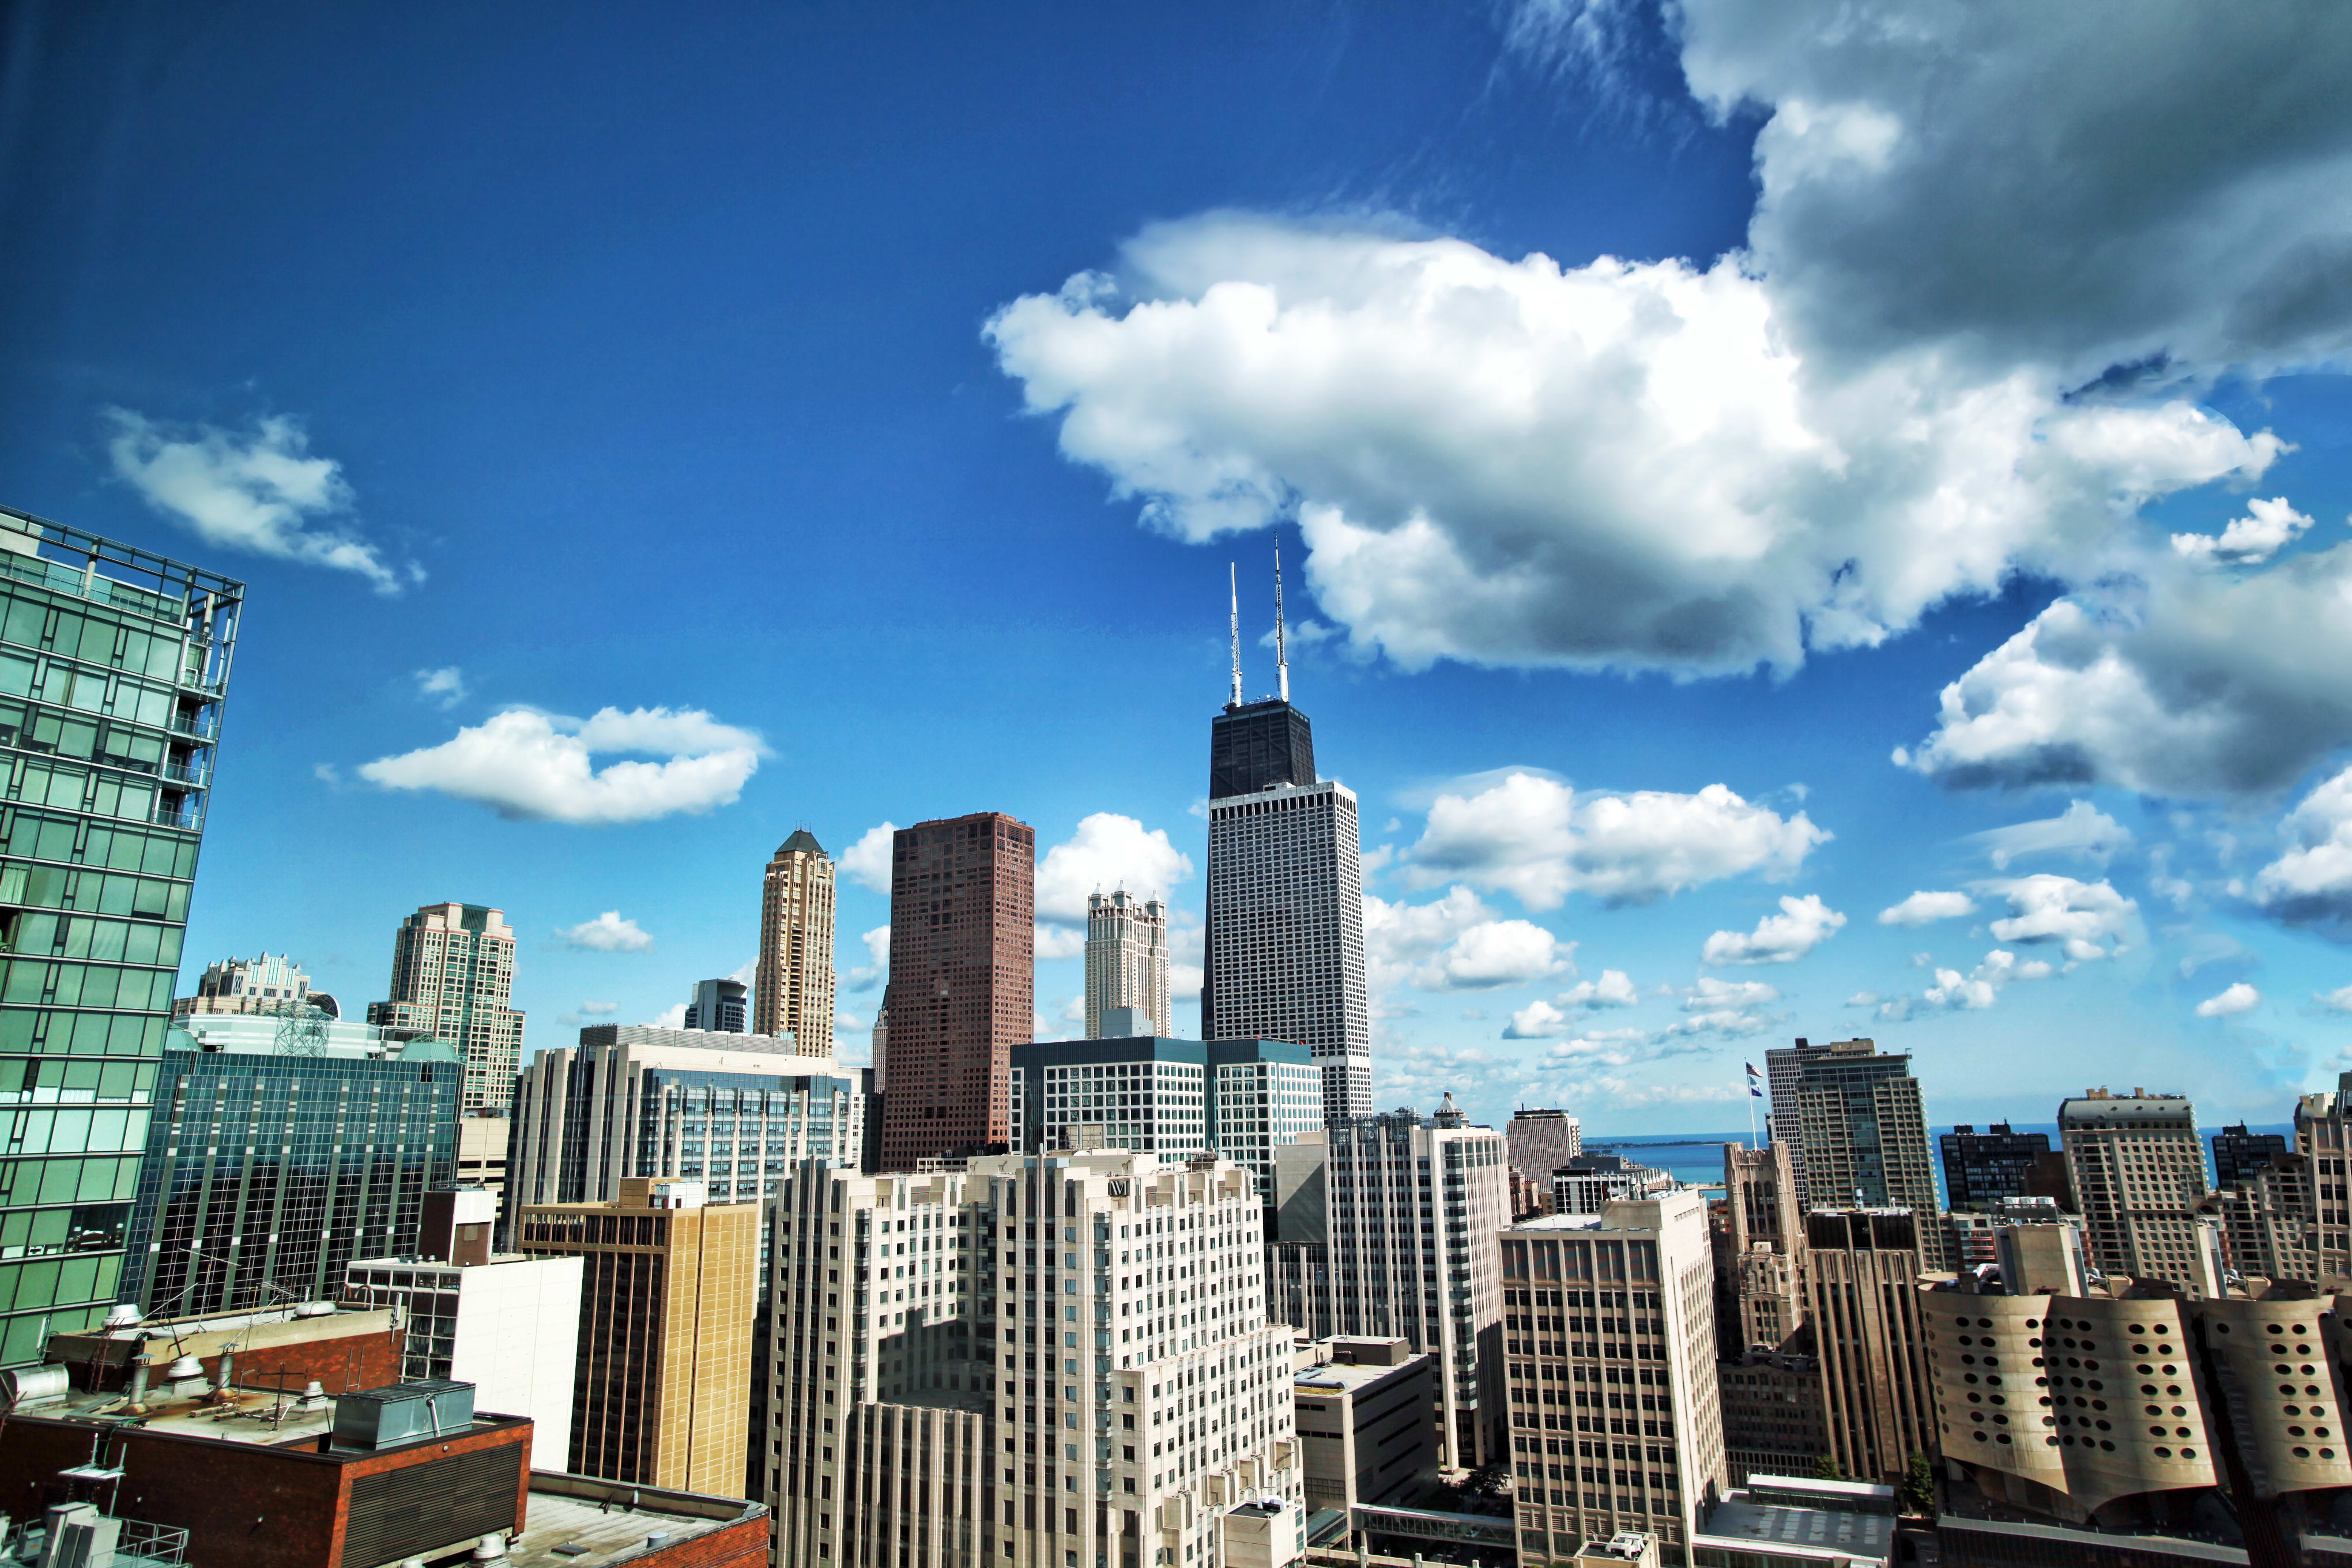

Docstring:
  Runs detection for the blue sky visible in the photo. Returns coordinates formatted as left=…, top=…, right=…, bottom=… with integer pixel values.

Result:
left=9, top=2, right=2352, bottom=1135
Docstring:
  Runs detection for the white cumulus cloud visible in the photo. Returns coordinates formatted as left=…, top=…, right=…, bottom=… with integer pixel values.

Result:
left=2196, top=982, right=2261, bottom=1018
left=987, top=212, right=2281, bottom=680
left=1877, top=890, right=1977, bottom=928
left=2172, top=497, right=2317, bottom=567
left=1035, top=925, right=1086, bottom=961
left=2251, top=766, right=2352, bottom=929
left=359, top=706, right=762, bottom=824
left=553, top=911, right=654, bottom=953
left=840, top=823, right=897, bottom=893
left=1560, top=970, right=1640, bottom=1011
left=2316, top=985, right=2352, bottom=1014
left=1414, top=919, right=1571, bottom=992
left=1900, top=551, right=2352, bottom=801
left=1502, top=999, right=1569, bottom=1041
left=1035, top=813, right=1193, bottom=925
left=1408, top=771, right=1826, bottom=909
left=1702, top=894, right=1846, bottom=966
left=843, top=926, right=890, bottom=992
left=105, top=409, right=414, bottom=592
left=1682, top=977, right=1780, bottom=1011
left=1879, top=948, right=2052, bottom=1020
left=1980, top=875, right=2135, bottom=962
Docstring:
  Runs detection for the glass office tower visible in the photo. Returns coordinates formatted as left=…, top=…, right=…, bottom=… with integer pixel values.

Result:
left=0, top=504, right=238, bottom=1364
left=122, top=1023, right=459, bottom=1315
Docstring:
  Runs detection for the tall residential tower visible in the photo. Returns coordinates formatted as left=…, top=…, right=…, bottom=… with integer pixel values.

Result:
left=0, top=507, right=238, bottom=1363
left=877, top=813, right=1034, bottom=1170
left=367, top=902, right=526, bottom=1114
left=1202, top=563, right=1370, bottom=1122
left=1084, top=888, right=1170, bottom=1038
left=756, top=828, right=836, bottom=1052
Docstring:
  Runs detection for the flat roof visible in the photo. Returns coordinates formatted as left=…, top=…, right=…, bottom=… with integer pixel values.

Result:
left=508, top=1472, right=766, bottom=1566
left=1746, top=1473, right=1897, bottom=1503
left=1698, top=1501, right=1894, bottom=1565
left=1292, top=1358, right=1423, bottom=1396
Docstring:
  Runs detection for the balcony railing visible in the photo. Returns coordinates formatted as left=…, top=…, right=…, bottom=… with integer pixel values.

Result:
left=151, top=805, right=203, bottom=832
left=167, top=713, right=216, bottom=740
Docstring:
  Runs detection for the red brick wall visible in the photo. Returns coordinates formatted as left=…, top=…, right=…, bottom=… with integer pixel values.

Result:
left=0, top=1418, right=343, bottom=1568
left=329, top=1419, right=534, bottom=1562
left=229, top=1328, right=405, bottom=1397
left=0, top=1415, right=533, bottom=1568
left=633, top=1512, right=771, bottom=1568
left=52, top=1326, right=403, bottom=1395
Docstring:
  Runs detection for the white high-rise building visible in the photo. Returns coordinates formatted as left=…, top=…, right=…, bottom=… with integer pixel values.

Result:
left=1203, top=777, right=1369, bottom=1123
left=764, top=1149, right=1305, bottom=1568
left=1010, top=1038, right=1322, bottom=1200
left=1276, top=1098, right=1510, bottom=1469
left=1498, top=1192, right=1728, bottom=1566
left=508, top=1024, right=865, bottom=1209
left=342, top=1190, right=582, bottom=1463
left=1086, top=889, right=1171, bottom=1038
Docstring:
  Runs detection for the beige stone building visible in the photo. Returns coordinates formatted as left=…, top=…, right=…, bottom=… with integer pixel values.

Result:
left=1498, top=1192, right=1728, bottom=1567
left=365, top=901, right=526, bottom=1113
left=764, top=1149, right=1303, bottom=1568
left=1801, top=1210, right=1934, bottom=1486
left=757, top=828, right=837, bottom=1053
left=515, top=1176, right=758, bottom=1495
left=1924, top=1278, right=2352, bottom=1531
left=2059, top=1089, right=2210, bottom=1286
left=2296, top=1073, right=2352, bottom=1280
left=1085, top=888, right=1170, bottom=1038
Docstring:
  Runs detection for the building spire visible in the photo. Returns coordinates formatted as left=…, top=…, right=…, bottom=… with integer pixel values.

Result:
left=1275, top=545, right=1290, bottom=703
left=1228, top=562, right=1243, bottom=708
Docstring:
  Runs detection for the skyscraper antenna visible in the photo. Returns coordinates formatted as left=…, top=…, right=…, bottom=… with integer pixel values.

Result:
left=1275, top=545, right=1290, bottom=703
left=1228, top=562, right=1243, bottom=708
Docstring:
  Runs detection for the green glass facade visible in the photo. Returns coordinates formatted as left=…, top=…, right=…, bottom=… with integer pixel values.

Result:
left=122, top=1029, right=459, bottom=1316
left=0, top=504, right=239, bottom=1366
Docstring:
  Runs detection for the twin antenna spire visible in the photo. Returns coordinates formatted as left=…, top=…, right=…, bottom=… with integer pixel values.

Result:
left=1226, top=551, right=1291, bottom=706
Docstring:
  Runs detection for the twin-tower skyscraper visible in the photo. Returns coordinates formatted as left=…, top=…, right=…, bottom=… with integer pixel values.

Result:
left=1201, top=555, right=1371, bottom=1124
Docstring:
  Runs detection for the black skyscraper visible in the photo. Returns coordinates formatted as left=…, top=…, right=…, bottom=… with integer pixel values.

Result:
left=2213, top=1123, right=2289, bottom=1189
left=1939, top=1121, right=2052, bottom=1210
left=1209, top=698, right=1315, bottom=800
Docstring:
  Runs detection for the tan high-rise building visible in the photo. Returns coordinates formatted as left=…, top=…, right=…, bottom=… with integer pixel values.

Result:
left=1801, top=1209, right=1933, bottom=1486
left=365, top=902, right=526, bottom=1113
left=2058, top=1088, right=2209, bottom=1285
left=879, top=812, right=1034, bottom=1171
left=1084, top=888, right=1170, bottom=1037
left=1498, top=1192, right=1729, bottom=1565
left=516, top=1175, right=757, bottom=1495
left=756, top=829, right=837, bottom=1054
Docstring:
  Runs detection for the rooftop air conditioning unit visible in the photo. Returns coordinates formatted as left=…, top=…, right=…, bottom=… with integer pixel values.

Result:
left=331, top=1379, right=477, bottom=1450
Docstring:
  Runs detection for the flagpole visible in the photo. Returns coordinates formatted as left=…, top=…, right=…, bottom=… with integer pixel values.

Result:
left=1746, top=1078, right=1757, bottom=1150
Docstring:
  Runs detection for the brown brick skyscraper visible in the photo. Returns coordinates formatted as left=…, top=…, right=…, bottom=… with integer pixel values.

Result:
left=877, top=812, right=1034, bottom=1170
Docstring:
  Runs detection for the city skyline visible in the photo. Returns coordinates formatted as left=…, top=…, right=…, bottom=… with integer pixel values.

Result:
left=12, top=7, right=2352, bottom=1141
